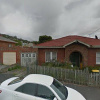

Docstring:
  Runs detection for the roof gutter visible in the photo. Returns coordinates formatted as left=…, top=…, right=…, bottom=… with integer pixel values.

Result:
left=34, top=46, right=64, bottom=48
left=91, top=45, right=100, bottom=48
left=35, top=40, right=100, bottom=48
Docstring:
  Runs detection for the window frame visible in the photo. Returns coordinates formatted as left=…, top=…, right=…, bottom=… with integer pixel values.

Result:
left=96, top=52, right=100, bottom=64
left=45, top=51, right=57, bottom=62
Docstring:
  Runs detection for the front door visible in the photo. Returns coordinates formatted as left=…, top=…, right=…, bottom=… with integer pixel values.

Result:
left=70, top=52, right=82, bottom=67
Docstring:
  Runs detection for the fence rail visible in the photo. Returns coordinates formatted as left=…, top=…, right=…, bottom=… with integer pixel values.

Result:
left=28, top=65, right=100, bottom=87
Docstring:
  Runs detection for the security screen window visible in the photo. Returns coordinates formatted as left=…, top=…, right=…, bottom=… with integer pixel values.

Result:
left=45, top=52, right=57, bottom=62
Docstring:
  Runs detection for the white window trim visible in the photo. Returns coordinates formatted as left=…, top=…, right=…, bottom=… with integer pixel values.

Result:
left=96, top=52, right=100, bottom=64
left=45, top=52, right=57, bottom=62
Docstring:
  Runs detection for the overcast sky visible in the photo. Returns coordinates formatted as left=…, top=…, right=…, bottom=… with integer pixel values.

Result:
left=0, top=0, right=100, bottom=41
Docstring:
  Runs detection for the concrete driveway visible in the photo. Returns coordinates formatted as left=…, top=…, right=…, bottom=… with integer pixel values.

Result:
left=66, top=83, right=100, bottom=100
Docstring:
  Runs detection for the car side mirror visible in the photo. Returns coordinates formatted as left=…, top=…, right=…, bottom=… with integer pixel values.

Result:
left=53, top=97, right=58, bottom=100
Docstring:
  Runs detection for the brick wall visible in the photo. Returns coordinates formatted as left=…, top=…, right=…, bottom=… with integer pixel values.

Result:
left=0, top=45, right=38, bottom=65
left=88, top=48, right=100, bottom=66
left=16, top=46, right=38, bottom=64
left=38, top=48, right=65, bottom=65
left=0, top=41, right=15, bottom=48
left=38, top=44, right=100, bottom=66
left=65, top=43, right=88, bottom=66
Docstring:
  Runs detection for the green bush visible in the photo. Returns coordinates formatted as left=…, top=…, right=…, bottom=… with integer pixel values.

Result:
left=8, top=68, right=11, bottom=71
left=8, top=65, right=21, bottom=71
left=82, top=66, right=100, bottom=73
left=42, top=61, right=79, bottom=70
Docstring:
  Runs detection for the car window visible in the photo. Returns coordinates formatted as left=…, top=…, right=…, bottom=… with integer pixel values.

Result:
left=37, top=84, right=55, bottom=100
left=8, top=78, right=22, bottom=85
left=15, top=83, right=37, bottom=96
left=51, top=79, right=68, bottom=100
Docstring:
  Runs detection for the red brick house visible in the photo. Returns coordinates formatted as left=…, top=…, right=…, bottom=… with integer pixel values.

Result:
left=37, top=35, right=100, bottom=67
left=0, top=36, right=37, bottom=66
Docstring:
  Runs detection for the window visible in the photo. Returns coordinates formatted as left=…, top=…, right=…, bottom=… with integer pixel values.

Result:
left=29, top=54, right=31, bottom=57
left=26, top=54, right=28, bottom=57
left=33, top=53, right=36, bottom=58
left=8, top=44, right=12, bottom=47
left=96, top=52, right=100, bottom=64
left=37, top=84, right=55, bottom=99
left=22, top=54, right=24, bottom=57
left=45, top=52, right=57, bottom=62
left=9, top=78, right=22, bottom=85
left=51, top=79, right=68, bottom=100
left=15, top=83, right=37, bottom=96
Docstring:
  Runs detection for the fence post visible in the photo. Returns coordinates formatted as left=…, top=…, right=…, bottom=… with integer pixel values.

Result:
left=99, top=69, right=100, bottom=87
left=86, top=68, right=89, bottom=86
left=75, top=70, right=76, bottom=83
left=26, top=62, right=30, bottom=75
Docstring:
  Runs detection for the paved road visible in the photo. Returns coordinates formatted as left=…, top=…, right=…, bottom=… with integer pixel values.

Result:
left=66, top=83, right=100, bottom=100
left=0, top=74, right=13, bottom=83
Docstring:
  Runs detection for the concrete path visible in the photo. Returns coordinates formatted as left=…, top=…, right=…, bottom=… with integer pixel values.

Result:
left=66, top=83, right=100, bottom=100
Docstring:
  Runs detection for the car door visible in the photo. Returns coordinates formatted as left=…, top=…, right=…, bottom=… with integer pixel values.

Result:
left=35, top=84, right=55, bottom=100
left=13, top=83, right=37, bottom=100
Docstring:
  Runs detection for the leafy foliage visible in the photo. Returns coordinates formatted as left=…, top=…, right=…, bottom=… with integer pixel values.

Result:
left=82, top=66, right=100, bottom=73
left=39, top=35, right=52, bottom=43
left=0, top=33, right=31, bottom=46
left=42, top=61, right=79, bottom=70
left=15, top=40, right=22, bottom=46
left=8, top=65, right=21, bottom=71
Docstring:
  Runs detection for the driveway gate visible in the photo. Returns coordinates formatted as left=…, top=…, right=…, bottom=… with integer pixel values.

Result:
left=21, top=53, right=36, bottom=66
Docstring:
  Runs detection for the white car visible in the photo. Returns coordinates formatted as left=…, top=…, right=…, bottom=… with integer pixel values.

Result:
left=0, top=74, right=86, bottom=100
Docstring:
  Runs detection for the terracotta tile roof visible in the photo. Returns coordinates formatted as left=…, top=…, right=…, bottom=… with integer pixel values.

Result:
left=37, top=35, right=100, bottom=47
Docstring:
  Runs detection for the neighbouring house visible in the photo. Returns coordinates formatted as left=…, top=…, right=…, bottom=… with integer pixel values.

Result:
left=0, top=36, right=37, bottom=66
left=36, top=35, right=100, bottom=68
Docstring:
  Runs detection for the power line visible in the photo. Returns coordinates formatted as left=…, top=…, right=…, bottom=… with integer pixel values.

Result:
left=88, top=27, right=100, bottom=36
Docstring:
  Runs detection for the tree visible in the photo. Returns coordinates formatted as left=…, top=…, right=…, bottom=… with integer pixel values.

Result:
left=39, top=35, right=52, bottom=43
left=15, top=40, right=22, bottom=46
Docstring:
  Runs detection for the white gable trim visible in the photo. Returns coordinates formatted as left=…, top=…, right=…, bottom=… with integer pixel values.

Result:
left=63, top=40, right=90, bottom=47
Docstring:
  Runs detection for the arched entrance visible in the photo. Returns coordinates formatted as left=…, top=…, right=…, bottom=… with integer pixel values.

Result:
left=69, top=51, right=82, bottom=67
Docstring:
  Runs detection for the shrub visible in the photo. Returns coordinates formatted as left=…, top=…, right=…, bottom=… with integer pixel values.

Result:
left=8, top=65, right=21, bottom=71
left=82, top=66, right=100, bottom=73
left=8, top=68, right=11, bottom=71
left=42, top=61, right=79, bottom=70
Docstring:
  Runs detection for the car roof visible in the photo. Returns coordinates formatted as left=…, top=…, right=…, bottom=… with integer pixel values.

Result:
left=22, top=74, right=54, bottom=86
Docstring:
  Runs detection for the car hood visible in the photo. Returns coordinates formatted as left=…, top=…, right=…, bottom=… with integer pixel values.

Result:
left=66, top=87, right=86, bottom=100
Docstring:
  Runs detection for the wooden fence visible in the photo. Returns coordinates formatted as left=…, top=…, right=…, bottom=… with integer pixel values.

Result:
left=28, top=65, right=100, bottom=87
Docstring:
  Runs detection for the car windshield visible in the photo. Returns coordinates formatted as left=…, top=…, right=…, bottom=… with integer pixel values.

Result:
left=51, top=79, right=68, bottom=100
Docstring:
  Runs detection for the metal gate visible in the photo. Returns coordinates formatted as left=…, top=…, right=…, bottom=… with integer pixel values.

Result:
left=21, top=53, right=36, bottom=66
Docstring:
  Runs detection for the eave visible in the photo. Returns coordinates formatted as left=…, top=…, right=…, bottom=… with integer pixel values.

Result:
left=34, top=46, right=64, bottom=48
left=35, top=40, right=100, bottom=49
